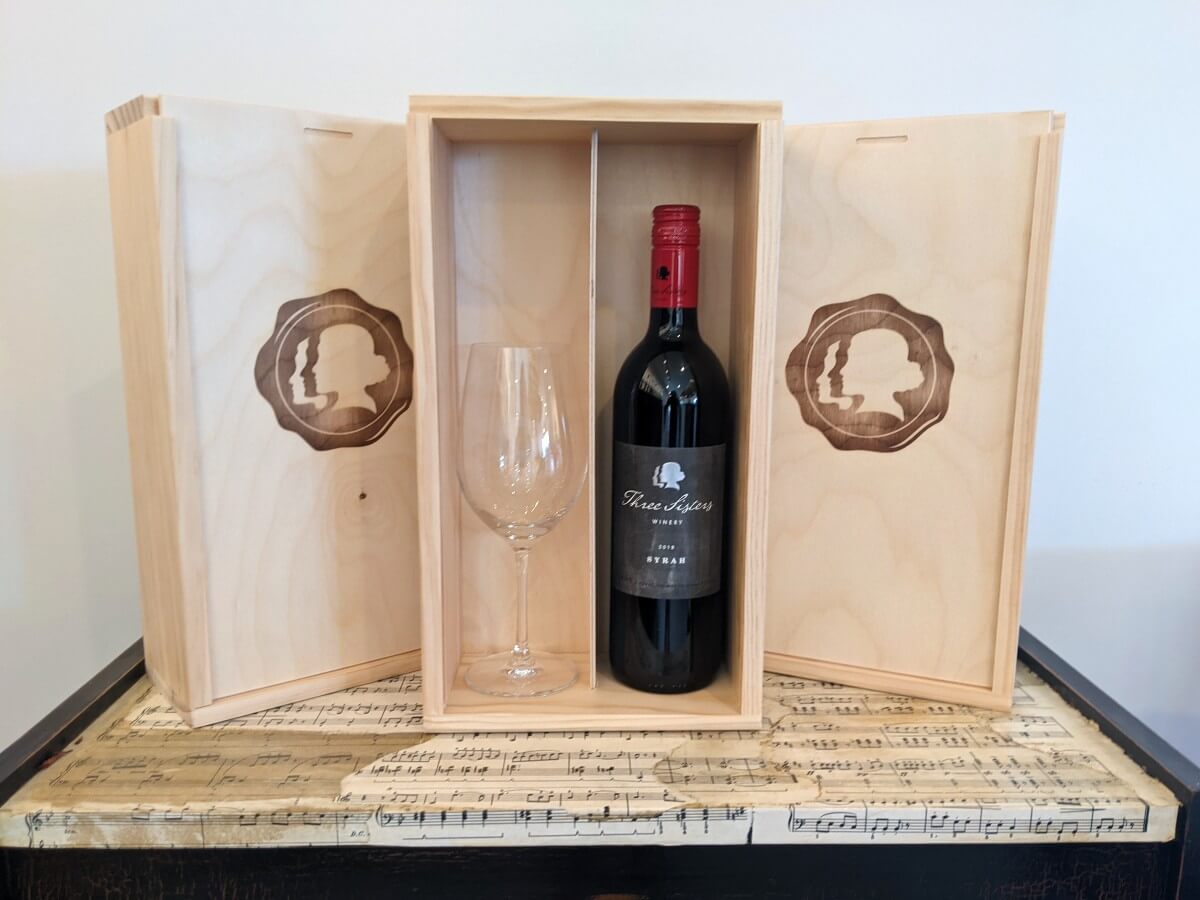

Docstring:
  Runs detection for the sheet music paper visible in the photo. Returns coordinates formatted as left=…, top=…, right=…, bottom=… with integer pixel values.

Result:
left=0, top=665, right=1176, bottom=848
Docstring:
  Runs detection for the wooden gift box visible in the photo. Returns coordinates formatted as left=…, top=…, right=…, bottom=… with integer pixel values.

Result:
left=104, top=96, right=422, bottom=725
left=105, top=92, right=1062, bottom=730
left=407, top=97, right=780, bottom=731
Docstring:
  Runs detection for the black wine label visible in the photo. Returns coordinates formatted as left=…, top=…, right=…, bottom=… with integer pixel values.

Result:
left=612, top=442, right=725, bottom=600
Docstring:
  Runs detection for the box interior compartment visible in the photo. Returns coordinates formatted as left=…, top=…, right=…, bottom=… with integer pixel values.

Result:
left=416, top=110, right=772, bottom=728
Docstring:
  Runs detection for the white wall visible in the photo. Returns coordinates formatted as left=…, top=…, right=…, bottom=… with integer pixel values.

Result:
left=2, top=1, right=1197, bottom=756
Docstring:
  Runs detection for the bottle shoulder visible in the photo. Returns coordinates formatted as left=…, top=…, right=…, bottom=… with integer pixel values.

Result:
left=613, top=334, right=730, bottom=406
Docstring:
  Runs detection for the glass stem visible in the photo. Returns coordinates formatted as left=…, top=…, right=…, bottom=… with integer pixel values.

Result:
left=511, top=547, right=532, bottom=667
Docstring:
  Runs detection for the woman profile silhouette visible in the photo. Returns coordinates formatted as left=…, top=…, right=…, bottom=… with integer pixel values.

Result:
left=255, top=288, right=414, bottom=451
left=652, top=461, right=686, bottom=491
left=817, top=328, right=926, bottom=422
left=786, top=293, right=955, bottom=452
left=304, top=323, right=392, bottom=414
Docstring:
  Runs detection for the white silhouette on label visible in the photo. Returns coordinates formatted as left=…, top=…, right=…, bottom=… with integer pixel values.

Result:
left=652, top=461, right=686, bottom=490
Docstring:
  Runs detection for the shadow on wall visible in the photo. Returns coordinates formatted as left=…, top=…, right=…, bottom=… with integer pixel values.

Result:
left=0, top=169, right=142, bottom=748
left=1022, top=544, right=1200, bottom=764
left=70, top=367, right=141, bottom=652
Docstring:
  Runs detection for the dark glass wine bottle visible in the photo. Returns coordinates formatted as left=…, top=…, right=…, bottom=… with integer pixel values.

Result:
left=609, top=204, right=730, bottom=694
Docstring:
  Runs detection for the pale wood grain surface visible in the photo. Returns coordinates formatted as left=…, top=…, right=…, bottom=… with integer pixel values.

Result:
left=449, top=140, right=595, bottom=659
left=181, top=649, right=420, bottom=726
left=409, top=95, right=781, bottom=123
left=163, top=97, right=421, bottom=700
left=767, top=112, right=1062, bottom=709
left=731, top=121, right=782, bottom=717
left=106, top=97, right=422, bottom=723
left=106, top=108, right=212, bottom=714
left=990, top=118, right=1065, bottom=703
left=408, top=113, right=461, bottom=706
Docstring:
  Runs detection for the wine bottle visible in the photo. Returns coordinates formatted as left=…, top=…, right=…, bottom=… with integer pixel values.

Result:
left=609, top=204, right=730, bottom=693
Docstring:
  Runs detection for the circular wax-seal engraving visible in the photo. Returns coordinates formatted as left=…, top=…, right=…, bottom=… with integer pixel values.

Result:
left=254, top=288, right=413, bottom=451
left=785, top=293, right=954, bottom=453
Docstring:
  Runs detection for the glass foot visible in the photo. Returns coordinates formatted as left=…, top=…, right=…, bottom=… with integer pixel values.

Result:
left=464, top=650, right=578, bottom=697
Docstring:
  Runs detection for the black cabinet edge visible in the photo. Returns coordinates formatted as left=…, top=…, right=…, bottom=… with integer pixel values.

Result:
left=1017, top=629, right=1199, bottom=798
left=0, top=639, right=145, bottom=806
left=0, top=843, right=1182, bottom=899
left=1018, top=627, right=1199, bottom=900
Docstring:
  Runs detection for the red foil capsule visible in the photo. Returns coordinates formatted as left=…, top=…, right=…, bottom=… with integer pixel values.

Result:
left=650, top=204, right=700, bottom=309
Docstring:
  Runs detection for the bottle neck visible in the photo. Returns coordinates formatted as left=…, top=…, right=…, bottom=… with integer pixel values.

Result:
left=648, top=242, right=699, bottom=341
left=647, top=305, right=699, bottom=341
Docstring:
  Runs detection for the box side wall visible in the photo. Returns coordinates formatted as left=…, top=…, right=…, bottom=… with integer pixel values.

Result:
left=409, top=113, right=459, bottom=714
left=180, top=648, right=421, bottom=726
left=105, top=114, right=212, bottom=711
left=731, top=120, right=781, bottom=717
left=991, top=117, right=1066, bottom=701
left=761, top=650, right=1016, bottom=712
left=409, top=95, right=782, bottom=125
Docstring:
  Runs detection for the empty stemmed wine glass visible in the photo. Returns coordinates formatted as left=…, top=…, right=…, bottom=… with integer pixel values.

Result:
left=457, top=343, right=586, bottom=697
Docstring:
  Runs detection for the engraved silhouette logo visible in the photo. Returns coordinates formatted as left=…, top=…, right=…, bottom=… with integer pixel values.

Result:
left=652, top=461, right=686, bottom=491
left=254, top=288, right=413, bottom=451
left=786, top=293, right=954, bottom=452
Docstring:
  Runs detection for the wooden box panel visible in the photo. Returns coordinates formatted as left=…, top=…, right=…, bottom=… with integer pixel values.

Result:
left=765, top=111, right=1064, bottom=709
left=105, top=96, right=421, bottom=725
left=408, top=97, right=781, bottom=731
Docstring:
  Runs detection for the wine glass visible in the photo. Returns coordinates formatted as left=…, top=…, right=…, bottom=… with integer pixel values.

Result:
left=458, top=343, right=586, bottom=697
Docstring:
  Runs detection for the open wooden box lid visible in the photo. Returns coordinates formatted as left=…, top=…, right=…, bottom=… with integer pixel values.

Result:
left=105, top=95, right=422, bottom=725
left=765, top=110, right=1064, bottom=710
